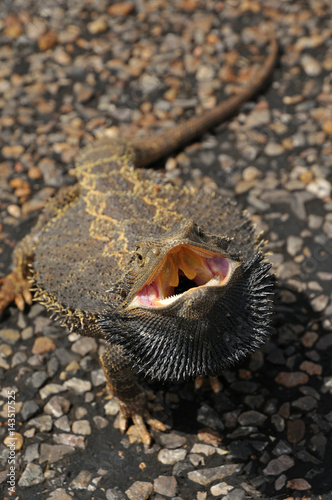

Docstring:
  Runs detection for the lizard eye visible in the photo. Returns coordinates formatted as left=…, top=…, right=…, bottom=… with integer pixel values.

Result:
left=196, top=226, right=206, bottom=240
left=136, top=253, right=144, bottom=266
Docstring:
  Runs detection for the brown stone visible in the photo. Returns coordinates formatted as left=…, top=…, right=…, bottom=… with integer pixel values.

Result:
left=4, top=432, right=24, bottom=450
left=263, top=455, right=294, bottom=476
left=287, top=419, right=305, bottom=444
left=108, top=2, right=134, bottom=16
left=154, top=476, right=178, bottom=497
left=87, top=18, right=108, bottom=34
left=3, top=14, right=23, bottom=38
left=38, top=30, right=58, bottom=51
left=197, top=428, right=222, bottom=446
left=301, top=331, right=318, bottom=347
left=39, top=443, right=74, bottom=464
left=322, top=119, right=332, bottom=136
left=28, top=166, right=43, bottom=180
left=300, top=361, right=322, bottom=376
left=275, top=371, right=309, bottom=387
left=32, top=336, right=56, bottom=354
left=286, top=478, right=311, bottom=491
left=2, top=145, right=25, bottom=159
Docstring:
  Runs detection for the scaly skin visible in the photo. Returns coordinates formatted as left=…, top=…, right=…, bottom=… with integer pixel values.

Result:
left=0, top=37, right=277, bottom=445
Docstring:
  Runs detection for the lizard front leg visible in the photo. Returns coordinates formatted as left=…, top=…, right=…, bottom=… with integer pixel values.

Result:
left=0, top=236, right=34, bottom=315
left=100, top=343, right=167, bottom=446
left=0, top=185, right=80, bottom=317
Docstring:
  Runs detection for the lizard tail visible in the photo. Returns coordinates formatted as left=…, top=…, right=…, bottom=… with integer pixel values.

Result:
left=131, top=36, right=278, bottom=168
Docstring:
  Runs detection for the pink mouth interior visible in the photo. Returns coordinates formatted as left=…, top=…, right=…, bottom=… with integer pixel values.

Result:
left=128, top=245, right=234, bottom=309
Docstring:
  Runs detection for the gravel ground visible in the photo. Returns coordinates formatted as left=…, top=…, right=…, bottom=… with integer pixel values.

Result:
left=1, top=1, right=332, bottom=499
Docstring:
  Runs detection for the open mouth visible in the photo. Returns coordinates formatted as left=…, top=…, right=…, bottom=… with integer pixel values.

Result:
left=127, top=245, right=238, bottom=309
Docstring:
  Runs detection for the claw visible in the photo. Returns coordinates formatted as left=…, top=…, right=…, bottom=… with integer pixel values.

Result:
left=14, top=294, right=25, bottom=311
left=195, top=375, right=223, bottom=393
left=22, top=288, right=33, bottom=305
left=195, top=374, right=205, bottom=390
left=132, top=414, right=153, bottom=446
left=209, top=376, right=223, bottom=394
left=117, top=413, right=129, bottom=435
left=146, top=417, right=168, bottom=432
left=112, top=394, right=168, bottom=446
left=0, top=270, right=32, bottom=315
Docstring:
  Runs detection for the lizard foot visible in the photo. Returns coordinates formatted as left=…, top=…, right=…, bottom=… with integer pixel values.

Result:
left=195, top=375, right=222, bottom=394
left=0, top=270, right=32, bottom=315
left=114, top=397, right=168, bottom=446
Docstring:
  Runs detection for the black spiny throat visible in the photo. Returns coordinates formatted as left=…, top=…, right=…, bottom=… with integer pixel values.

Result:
left=101, top=219, right=274, bottom=382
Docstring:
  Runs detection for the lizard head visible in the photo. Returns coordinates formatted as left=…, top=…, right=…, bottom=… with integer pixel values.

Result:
left=100, top=219, right=274, bottom=381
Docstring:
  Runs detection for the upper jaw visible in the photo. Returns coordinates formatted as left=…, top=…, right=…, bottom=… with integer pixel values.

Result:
left=126, top=243, right=239, bottom=311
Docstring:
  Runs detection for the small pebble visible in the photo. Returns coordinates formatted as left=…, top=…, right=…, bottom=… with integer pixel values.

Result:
left=292, top=396, right=317, bottom=411
left=307, top=178, right=331, bottom=198
left=71, top=337, right=98, bottom=356
left=158, top=448, right=187, bottom=465
left=70, top=470, right=92, bottom=489
left=104, top=399, right=120, bottom=415
left=188, top=464, right=242, bottom=486
left=108, top=2, right=134, bottom=16
left=32, top=336, right=56, bottom=354
left=310, top=294, right=329, bottom=312
left=38, top=30, right=58, bottom=51
left=24, top=443, right=39, bottom=463
left=72, top=420, right=92, bottom=435
left=238, top=410, right=267, bottom=426
left=93, top=416, right=109, bottom=429
left=18, top=463, right=44, bottom=487
left=4, top=432, right=24, bottom=450
left=28, top=415, right=53, bottom=432
left=55, top=415, right=71, bottom=432
left=91, top=368, right=106, bottom=386
left=0, top=329, right=20, bottom=344
left=287, top=235, right=303, bottom=256
left=63, top=377, right=92, bottom=393
left=21, top=400, right=40, bottom=421
left=40, top=383, right=65, bottom=399
left=263, top=455, right=295, bottom=475
left=125, top=481, right=153, bottom=500
left=286, top=478, right=311, bottom=491
left=197, top=429, right=222, bottom=447
left=190, top=443, right=216, bottom=456
left=11, top=351, right=28, bottom=367
left=274, top=474, right=287, bottom=491
left=46, top=489, right=72, bottom=500
left=0, top=344, right=12, bottom=357
left=223, top=488, right=245, bottom=500
left=44, top=395, right=71, bottom=417
left=53, top=433, right=86, bottom=449
left=287, top=419, right=306, bottom=444
left=29, top=370, right=49, bottom=389
left=264, top=142, right=285, bottom=156
left=39, top=443, right=75, bottom=464
left=301, top=54, right=322, bottom=76
left=2, top=145, right=25, bottom=158
left=300, top=360, right=322, bottom=375
left=210, top=482, right=233, bottom=496
left=87, top=18, right=108, bottom=34
left=153, top=475, right=178, bottom=497
left=275, top=371, right=309, bottom=387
